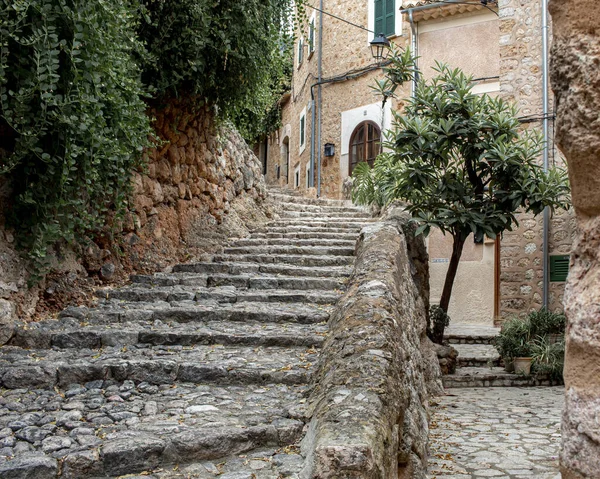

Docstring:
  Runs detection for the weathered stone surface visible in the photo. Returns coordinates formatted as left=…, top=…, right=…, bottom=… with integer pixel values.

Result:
left=0, top=453, right=57, bottom=478
left=550, top=0, right=600, bottom=476
left=0, top=299, right=15, bottom=346
left=300, top=208, right=442, bottom=479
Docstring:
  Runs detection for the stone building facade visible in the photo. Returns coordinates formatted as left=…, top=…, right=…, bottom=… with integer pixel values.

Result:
left=262, top=0, right=573, bottom=325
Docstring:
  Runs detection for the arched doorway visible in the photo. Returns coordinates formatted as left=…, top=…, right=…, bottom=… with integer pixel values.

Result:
left=349, top=121, right=381, bottom=175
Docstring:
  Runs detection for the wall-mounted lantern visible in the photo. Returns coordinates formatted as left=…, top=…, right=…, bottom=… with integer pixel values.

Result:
left=370, top=33, right=391, bottom=62
left=324, top=143, right=335, bottom=157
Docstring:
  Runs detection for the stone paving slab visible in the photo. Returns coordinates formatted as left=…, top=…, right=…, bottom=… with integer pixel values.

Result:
left=213, top=253, right=355, bottom=267
left=12, top=319, right=328, bottom=350
left=130, top=273, right=346, bottom=291
left=57, top=301, right=333, bottom=326
left=173, top=262, right=353, bottom=278
left=445, top=324, right=500, bottom=345
left=454, top=344, right=501, bottom=367
left=443, top=367, right=557, bottom=388
left=427, top=387, right=564, bottom=478
left=0, top=382, right=307, bottom=477
left=99, top=286, right=342, bottom=305
left=0, top=344, right=320, bottom=389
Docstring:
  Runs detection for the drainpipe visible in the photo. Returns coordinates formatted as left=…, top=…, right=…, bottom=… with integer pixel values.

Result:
left=316, top=0, right=324, bottom=197
left=310, top=92, right=316, bottom=189
left=408, top=9, right=418, bottom=96
left=542, top=0, right=550, bottom=309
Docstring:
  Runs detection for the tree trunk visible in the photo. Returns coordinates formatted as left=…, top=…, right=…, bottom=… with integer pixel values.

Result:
left=431, top=232, right=467, bottom=343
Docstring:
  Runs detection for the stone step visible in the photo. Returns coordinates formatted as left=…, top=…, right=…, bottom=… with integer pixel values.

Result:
left=444, top=323, right=500, bottom=345
left=268, top=219, right=373, bottom=229
left=0, top=343, right=319, bottom=390
left=279, top=210, right=372, bottom=219
left=99, top=286, right=341, bottom=305
left=59, top=302, right=332, bottom=326
left=251, top=231, right=359, bottom=240
left=223, top=245, right=354, bottom=257
left=230, top=237, right=356, bottom=247
left=213, top=253, right=355, bottom=267
left=0, top=381, right=307, bottom=477
left=131, top=272, right=346, bottom=291
left=12, top=319, right=328, bottom=351
left=256, top=225, right=363, bottom=234
left=269, top=192, right=352, bottom=207
left=274, top=201, right=368, bottom=214
left=453, top=344, right=501, bottom=367
left=173, top=261, right=352, bottom=278
left=442, top=367, right=558, bottom=388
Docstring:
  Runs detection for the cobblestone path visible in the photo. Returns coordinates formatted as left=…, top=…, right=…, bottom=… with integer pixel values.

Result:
left=427, top=387, right=564, bottom=479
left=0, top=187, right=373, bottom=478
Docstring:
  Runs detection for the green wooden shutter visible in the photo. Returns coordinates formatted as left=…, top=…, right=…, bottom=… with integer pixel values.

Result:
left=374, top=0, right=384, bottom=36
left=309, top=20, right=315, bottom=53
left=385, top=0, right=395, bottom=36
left=550, top=255, right=570, bottom=282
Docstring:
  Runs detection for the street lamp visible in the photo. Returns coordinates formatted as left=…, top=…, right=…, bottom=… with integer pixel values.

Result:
left=370, top=33, right=391, bottom=62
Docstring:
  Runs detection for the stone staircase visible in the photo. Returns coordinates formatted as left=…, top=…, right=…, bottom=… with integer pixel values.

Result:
left=442, top=324, right=557, bottom=388
left=0, top=186, right=374, bottom=478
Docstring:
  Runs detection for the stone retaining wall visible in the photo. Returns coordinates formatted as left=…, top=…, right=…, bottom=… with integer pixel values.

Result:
left=0, top=101, right=272, bottom=336
left=300, top=208, right=443, bottom=479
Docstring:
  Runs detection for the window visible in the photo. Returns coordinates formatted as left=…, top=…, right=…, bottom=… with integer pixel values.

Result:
left=374, top=0, right=396, bottom=37
left=550, top=255, right=570, bottom=282
left=297, top=37, right=304, bottom=66
left=308, top=15, right=316, bottom=56
left=294, top=165, right=300, bottom=188
left=349, top=121, right=381, bottom=175
left=299, top=109, right=306, bottom=153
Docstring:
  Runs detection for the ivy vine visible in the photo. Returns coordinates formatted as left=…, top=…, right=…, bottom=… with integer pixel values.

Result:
left=0, top=0, right=298, bottom=282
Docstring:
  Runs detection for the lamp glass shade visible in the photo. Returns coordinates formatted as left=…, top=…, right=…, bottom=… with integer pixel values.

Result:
left=370, top=33, right=390, bottom=61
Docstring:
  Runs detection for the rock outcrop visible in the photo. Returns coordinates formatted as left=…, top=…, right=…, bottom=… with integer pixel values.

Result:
left=549, top=0, right=600, bottom=476
left=300, top=208, right=443, bottom=479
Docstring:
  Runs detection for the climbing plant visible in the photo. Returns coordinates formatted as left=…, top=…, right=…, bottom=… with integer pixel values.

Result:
left=0, top=0, right=298, bottom=281
left=0, top=0, right=152, bottom=280
left=137, top=0, right=295, bottom=140
left=352, top=51, right=570, bottom=343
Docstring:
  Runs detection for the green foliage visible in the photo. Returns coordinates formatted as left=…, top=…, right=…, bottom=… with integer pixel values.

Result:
left=530, top=335, right=565, bottom=380
left=355, top=58, right=570, bottom=242
left=527, top=308, right=566, bottom=337
left=495, top=317, right=534, bottom=359
left=0, top=0, right=152, bottom=280
left=138, top=0, right=295, bottom=140
left=495, top=309, right=566, bottom=380
left=353, top=49, right=570, bottom=342
left=1, top=0, right=297, bottom=281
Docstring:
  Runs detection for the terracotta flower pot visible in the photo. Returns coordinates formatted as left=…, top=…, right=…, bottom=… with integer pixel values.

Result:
left=514, top=357, right=533, bottom=375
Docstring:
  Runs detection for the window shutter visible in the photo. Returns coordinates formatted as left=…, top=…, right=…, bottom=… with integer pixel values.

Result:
left=309, top=20, right=315, bottom=53
left=374, top=0, right=384, bottom=36
left=385, top=0, right=395, bottom=36
left=298, top=38, right=303, bottom=64
left=550, top=255, right=570, bottom=282
left=300, top=116, right=305, bottom=147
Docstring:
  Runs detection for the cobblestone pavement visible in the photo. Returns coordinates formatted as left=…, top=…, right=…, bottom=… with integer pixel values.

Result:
left=428, top=387, right=564, bottom=479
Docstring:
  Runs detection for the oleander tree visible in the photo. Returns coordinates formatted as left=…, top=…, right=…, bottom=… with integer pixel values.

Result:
left=352, top=49, right=570, bottom=343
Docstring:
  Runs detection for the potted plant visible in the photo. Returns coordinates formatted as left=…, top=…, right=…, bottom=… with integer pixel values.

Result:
left=496, top=309, right=566, bottom=378
left=496, top=317, right=533, bottom=374
left=531, top=335, right=565, bottom=381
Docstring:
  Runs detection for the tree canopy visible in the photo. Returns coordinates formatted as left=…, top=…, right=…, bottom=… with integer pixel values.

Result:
left=352, top=51, right=570, bottom=342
